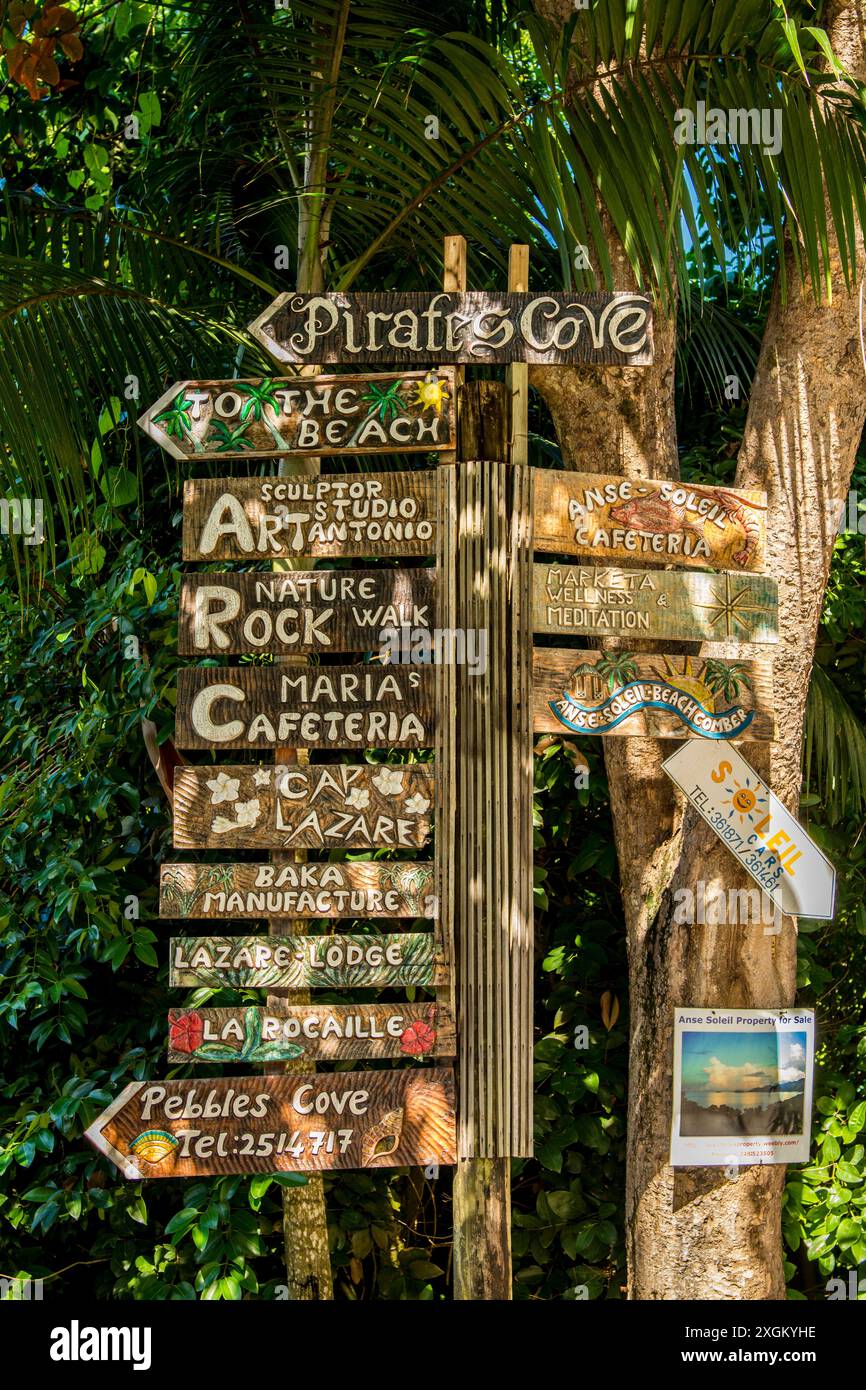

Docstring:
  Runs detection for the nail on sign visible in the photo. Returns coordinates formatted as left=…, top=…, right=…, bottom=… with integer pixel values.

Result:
left=662, top=741, right=836, bottom=920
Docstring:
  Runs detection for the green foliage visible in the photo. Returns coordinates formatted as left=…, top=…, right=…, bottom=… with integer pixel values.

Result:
left=511, top=730, right=627, bottom=1299
left=0, top=0, right=865, bottom=1304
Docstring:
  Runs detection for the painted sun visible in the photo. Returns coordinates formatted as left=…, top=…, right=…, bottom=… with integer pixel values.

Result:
left=413, top=371, right=450, bottom=415
left=720, top=775, right=767, bottom=825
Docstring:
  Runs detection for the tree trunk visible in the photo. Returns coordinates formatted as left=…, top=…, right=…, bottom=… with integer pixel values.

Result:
left=530, top=0, right=866, bottom=1299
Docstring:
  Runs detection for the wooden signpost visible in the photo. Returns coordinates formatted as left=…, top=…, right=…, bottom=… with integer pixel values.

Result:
left=181, top=471, right=437, bottom=562
left=174, top=664, right=435, bottom=750
left=662, top=741, right=837, bottom=919
left=533, top=565, right=779, bottom=644
left=159, top=861, right=436, bottom=920
left=533, top=469, right=767, bottom=572
left=533, top=648, right=775, bottom=741
left=167, top=1004, right=455, bottom=1063
left=138, top=369, right=455, bottom=461
left=172, top=763, right=434, bottom=850
left=178, top=568, right=435, bottom=656
left=248, top=291, right=654, bottom=366
left=169, top=933, right=444, bottom=989
left=84, top=1069, right=458, bottom=1179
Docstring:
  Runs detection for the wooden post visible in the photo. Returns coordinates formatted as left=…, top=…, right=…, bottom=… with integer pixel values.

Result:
left=507, top=246, right=534, bottom=1158
left=448, top=240, right=535, bottom=1298
left=267, top=441, right=334, bottom=1301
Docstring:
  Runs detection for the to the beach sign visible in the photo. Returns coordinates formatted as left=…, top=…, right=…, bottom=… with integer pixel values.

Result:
left=532, top=650, right=775, bottom=741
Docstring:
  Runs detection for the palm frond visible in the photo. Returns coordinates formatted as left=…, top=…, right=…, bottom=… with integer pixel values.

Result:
left=803, top=664, right=866, bottom=825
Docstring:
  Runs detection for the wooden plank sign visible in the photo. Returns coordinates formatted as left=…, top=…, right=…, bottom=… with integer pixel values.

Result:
left=662, top=742, right=836, bottom=919
left=169, top=934, right=444, bottom=989
left=182, top=472, right=437, bottom=562
left=167, top=1004, right=455, bottom=1063
left=172, top=763, right=434, bottom=850
left=533, top=470, right=767, bottom=572
left=533, top=565, right=779, bottom=644
left=179, top=568, right=435, bottom=656
left=138, top=369, right=455, bottom=461
left=533, top=648, right=775, bottom=741
left=160, top=861, right=436, bottom=920
left=175, top=665, right=434, bottom=750
left=85, top=1068, right=457, bottom=1179
left=248, top=291, right=653, bottom=366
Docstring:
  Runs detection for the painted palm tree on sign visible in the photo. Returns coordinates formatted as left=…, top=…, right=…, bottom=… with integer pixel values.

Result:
left=359, top=378, right=406, bottom=424
left=238, top=378, right=289, bottom=450
left=152, top=390, right=203, bottom=450
left=205, top=420, right=256, bottom=453
left=593, top=652, right=640, bottom=693
left=161, top=864, right=236, bottom=917
left=702, top=659, right=755, bottom=705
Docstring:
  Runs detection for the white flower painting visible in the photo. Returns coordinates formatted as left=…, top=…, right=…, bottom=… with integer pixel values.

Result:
left=207, top=772, right=239, bottom=805
left=211, top=799, right=261, bottom=835
left=372, top=768, right=405, bottom=796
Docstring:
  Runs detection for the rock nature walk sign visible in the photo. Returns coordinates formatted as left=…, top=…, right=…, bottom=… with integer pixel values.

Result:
left=179, top=568, right=436, bottom=657
left=662, top=741, right=836, bottom=919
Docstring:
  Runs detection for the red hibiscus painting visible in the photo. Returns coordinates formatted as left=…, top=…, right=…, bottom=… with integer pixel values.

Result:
left=400, top=1019, right=436, bottom=1056
left=169, top=1009, right=204, bottom=1055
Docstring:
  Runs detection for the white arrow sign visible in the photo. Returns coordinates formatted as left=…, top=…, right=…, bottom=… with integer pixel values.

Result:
left=662, top=741, right=836, bottom=920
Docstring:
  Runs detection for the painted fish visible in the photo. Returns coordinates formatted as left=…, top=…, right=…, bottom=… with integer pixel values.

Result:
left=608, top=489, right=767, bottom=567
left=608, top=494, right=698, bottom=534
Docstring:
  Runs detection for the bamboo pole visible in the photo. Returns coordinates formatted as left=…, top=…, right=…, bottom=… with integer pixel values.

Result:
left=449, top=241, right=535, bottom=1298
left=451, top=382, right=516, bottom=1300
left=267, top=448, right=334, bottom=1302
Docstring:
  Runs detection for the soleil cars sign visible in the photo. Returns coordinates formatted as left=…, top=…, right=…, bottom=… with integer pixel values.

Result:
left=662, top=742, right=836, bottom=920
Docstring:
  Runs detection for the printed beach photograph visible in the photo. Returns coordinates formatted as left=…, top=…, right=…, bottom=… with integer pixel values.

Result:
left=677, top=1030, right=809, bottom=1139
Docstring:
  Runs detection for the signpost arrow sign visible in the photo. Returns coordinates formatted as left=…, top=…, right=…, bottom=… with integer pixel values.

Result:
left=138, top=369, right=455, bottom=461
left=662, top=741, right=836, bottom=919
left=84, top=1068, right=457, bottom=1179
